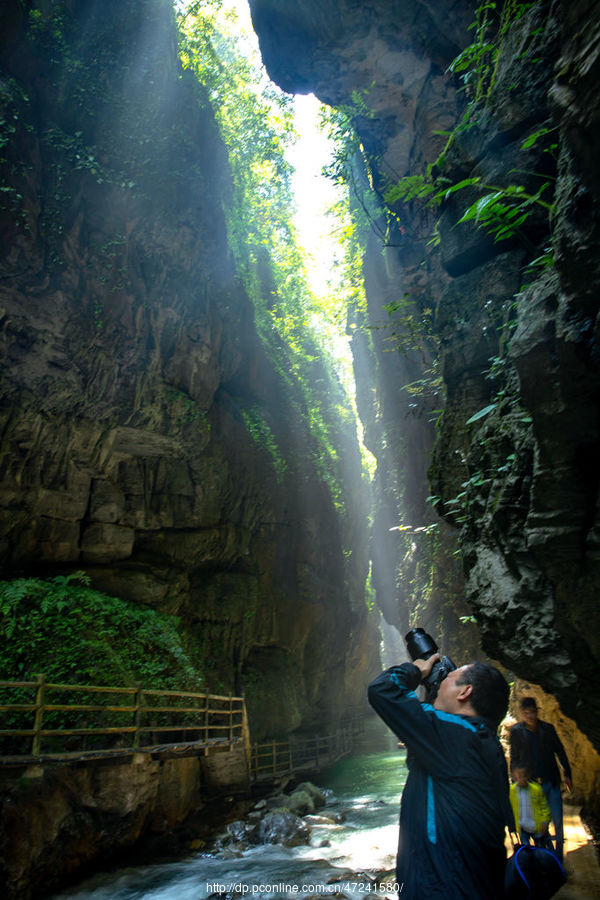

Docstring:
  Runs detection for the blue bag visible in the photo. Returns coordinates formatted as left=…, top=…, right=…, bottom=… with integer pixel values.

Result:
left=505, top=843, right=566, bottom=899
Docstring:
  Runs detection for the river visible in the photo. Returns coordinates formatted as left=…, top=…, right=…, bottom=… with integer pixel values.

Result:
left=49, top=735, right=407, bottom=900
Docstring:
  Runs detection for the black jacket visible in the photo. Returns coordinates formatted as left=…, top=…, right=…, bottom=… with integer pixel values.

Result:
left=368, top=664, right=512, bottom=900
left=509, top=720, right=572, bottom=786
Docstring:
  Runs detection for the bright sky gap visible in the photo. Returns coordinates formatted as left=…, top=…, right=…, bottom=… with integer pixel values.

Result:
left=202, top=1, right=344, bottom=299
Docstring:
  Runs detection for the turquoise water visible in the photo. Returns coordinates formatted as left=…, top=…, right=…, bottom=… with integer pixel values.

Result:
left=50, top=746, right=408, bottom=900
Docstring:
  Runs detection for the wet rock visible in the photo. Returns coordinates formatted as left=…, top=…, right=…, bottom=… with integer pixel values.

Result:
left=304, top=814, right=341, bottom=826
left=254, top=811, right=311, bottom=847
left=287, top=789, right=315, bottom=816
left=226, top=819, right=255, bottom=843
left=265, top=793, right=291, bottom=811
left=295, top=781, right=327, bottom=808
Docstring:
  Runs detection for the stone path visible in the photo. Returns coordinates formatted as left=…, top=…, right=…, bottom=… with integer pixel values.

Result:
left=555, top=805, right=600, bottom=899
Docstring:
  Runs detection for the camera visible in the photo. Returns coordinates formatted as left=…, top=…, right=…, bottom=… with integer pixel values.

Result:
left=405, top=627, right=456, bottom=701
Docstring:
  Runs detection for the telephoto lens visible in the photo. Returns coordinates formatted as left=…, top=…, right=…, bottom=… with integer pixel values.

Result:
left=404, top=627, right=456, bottom=702
left=405, top=627, right=439, bottom=661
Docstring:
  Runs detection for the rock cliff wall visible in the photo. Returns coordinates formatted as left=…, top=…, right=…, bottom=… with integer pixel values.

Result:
left=0, top=0, right=378, bottom=740
left=249, top=0, right=600, bottom=768
left=1, top=750, right=250, bottom=900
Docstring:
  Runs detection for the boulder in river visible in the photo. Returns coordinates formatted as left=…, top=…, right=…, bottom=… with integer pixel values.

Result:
left=226, top=819, right=256, bottom=844
left=296, top=782, right=327, bottom=809
left=287, top=789, right=315, bottom=816
left=304, top=814, right=341, bottom=826
left=254, top=811, right=311, bottom=847
left=265, top=793, right=291, bottom=810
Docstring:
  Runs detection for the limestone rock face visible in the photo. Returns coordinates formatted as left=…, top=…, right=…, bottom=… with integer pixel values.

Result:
left=248, top=0, right=600, bottom=762
left=0, top=0, right=378, bottom=739
left=250, top=0, right=478, bottom=657
left=0, top=755, right=204, bottom=899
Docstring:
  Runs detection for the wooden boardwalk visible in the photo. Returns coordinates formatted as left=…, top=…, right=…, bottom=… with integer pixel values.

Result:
left=251, top=727, right=359, bottom=780
left=0, top=675, right=367, bottom=781
left=0, top=675, right=250, bottom=766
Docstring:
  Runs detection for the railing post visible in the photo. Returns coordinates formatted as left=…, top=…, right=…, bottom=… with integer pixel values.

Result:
left=204, top=692, right=210, bottom=743
left=32, top=673, right=46, bottom=757
left=228, top=693, right=233, bottom=748
left=133, top=682, right=143, bottom=749
left=241, top=695, right=252, bottom=780
left=272, top=739, right=277, bottom=775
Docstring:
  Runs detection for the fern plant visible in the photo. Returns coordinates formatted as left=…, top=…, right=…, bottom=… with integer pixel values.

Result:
left=0, top=572, right=202, bottom=688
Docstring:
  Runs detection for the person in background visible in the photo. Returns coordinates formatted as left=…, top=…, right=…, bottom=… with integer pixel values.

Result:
left=509, top=697, right=573, bottom=862
left=510, top=764, right=553, bottom=850
left=368, top=655, right=513, bottom=899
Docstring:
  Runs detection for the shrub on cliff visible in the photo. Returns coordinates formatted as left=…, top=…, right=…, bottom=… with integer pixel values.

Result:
left=0, top=571, right=202, bottom=689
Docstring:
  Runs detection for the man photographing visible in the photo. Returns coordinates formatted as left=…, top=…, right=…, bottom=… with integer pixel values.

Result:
left=368, top=638, right=513, bottom=899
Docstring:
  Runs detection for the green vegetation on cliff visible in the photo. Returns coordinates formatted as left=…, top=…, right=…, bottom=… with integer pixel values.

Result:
left=0, top=572, right=203, bottom=689
left=384, top=0, right=556, bottom=267
left=176, top=1, right=364, bottom=518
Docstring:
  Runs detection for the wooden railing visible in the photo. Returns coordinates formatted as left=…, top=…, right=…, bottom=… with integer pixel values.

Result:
left=1, top=675, right=367, bottom=782
left=0, top=675, right=249, bottom=763
left=250, top=726, right=356, bottom=780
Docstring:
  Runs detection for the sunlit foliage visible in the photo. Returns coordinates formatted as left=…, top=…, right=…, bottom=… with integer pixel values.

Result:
left=176, top=1, right=365, bottom=505
left=177, top=1, right=305, bottom=333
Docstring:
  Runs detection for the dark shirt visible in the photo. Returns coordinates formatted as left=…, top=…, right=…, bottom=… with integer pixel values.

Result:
left=368, top=663, right=512, bottom=900
left=509, top=720, right=572, bottom=786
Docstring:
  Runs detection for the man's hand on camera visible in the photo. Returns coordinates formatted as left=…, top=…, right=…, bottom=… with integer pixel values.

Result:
left=412, top=653, right=440, bottom=681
